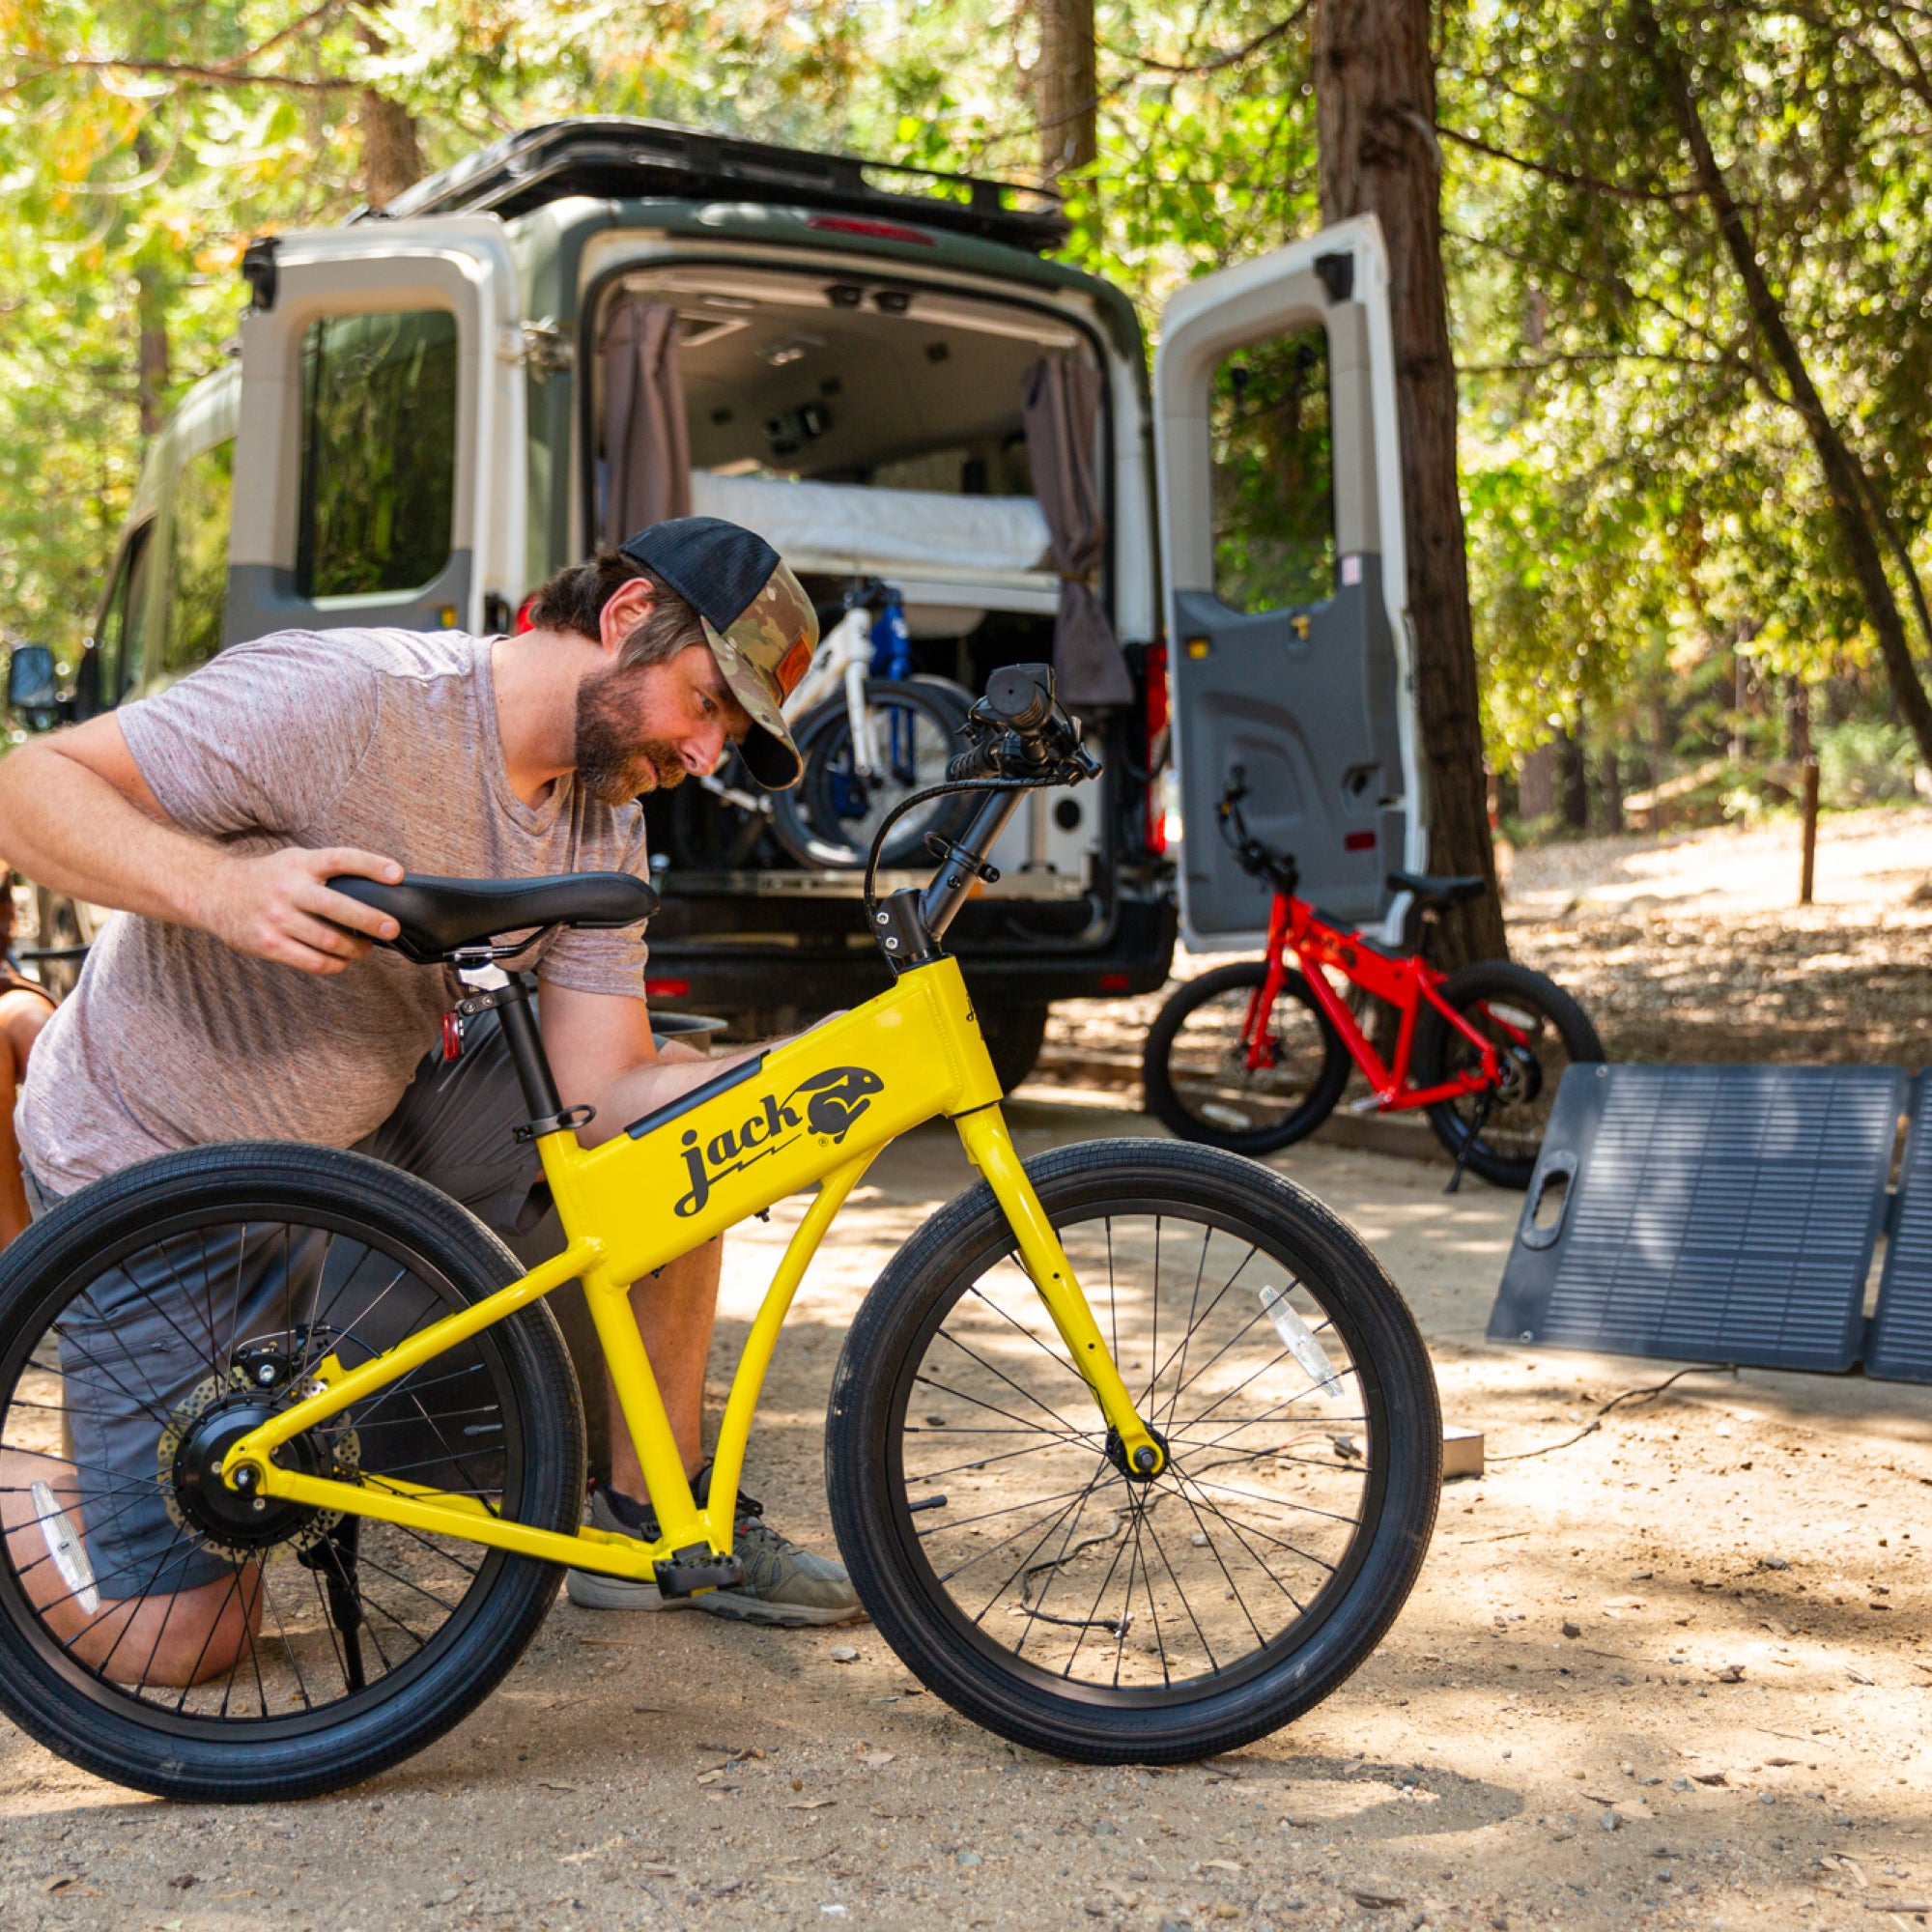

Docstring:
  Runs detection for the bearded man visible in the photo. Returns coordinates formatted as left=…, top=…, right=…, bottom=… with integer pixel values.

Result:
left=0, top=517, right=859, bottom=1686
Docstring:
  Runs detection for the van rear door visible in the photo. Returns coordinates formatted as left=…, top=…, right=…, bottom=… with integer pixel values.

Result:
left=226, top=216, right=525, bottom=644
left=1153, top=214, right=1420, bottom=946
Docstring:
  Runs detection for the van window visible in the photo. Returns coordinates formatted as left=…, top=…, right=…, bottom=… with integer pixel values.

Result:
left=297, top=308, right=458, bottom=598
left=95, top=521, right=156, bottom=704
left=1210, top=327, right=1335, bottom=614
left=166, top=440, right=234, bottom=675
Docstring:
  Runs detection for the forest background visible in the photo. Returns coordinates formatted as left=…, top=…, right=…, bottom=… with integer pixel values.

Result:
left=4, top=0, right=1932, bottom=845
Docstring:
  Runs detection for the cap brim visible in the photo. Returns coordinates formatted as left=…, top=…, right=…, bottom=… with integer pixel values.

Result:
left=703, top=616, right=804, bottom=790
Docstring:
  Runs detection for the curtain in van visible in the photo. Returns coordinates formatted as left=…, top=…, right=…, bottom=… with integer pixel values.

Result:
left=1022, top=355, right=1132, bottom=710
left=601, top=300, right=692, bottom=547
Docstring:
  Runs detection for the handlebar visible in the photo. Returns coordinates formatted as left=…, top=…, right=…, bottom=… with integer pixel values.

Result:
left=946, top=663, right=1096, bottom=784
left=1218, top=768, right=1300, bottom=895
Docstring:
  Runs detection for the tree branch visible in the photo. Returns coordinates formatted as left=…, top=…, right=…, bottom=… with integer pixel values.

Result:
left=1435, top=123, right=1703, bottom=204
left=1106, top=6, right=1308, bottom=77
left=23, top=50, right=350, bottom=94
left=1459, top=349, right=1733, bottom=375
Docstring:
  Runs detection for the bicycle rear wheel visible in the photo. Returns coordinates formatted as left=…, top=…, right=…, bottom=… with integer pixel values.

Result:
left=1414, top=960, right=1604, bottom=1187
left=0, top=1143, right=582, bottom=1803
left=1143, top=961, right=1350, bottom=1154
left=826, top=1140, right=1439, bottom=1764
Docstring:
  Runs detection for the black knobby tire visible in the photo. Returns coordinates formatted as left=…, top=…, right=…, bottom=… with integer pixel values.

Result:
left=772, top=679, right=973, bottom=870
left=825, top=1140, right=1440, bottom=1765
left=0, top=1143, right=583, bottom=1803
left=1143, top=961, right=1350, bottom=1154
left=1413, top=960, right=1604, bottom=1188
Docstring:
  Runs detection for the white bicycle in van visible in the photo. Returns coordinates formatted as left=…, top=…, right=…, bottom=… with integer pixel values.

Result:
left=673, top=578, right=975, bottom=871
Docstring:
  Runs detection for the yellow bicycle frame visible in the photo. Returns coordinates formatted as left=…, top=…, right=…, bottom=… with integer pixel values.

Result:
left=222, top=953, right=1164, bottom=1581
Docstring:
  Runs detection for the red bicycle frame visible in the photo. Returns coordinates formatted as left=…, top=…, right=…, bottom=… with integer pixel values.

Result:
left=1243, top=890, right=1520, bottom=1112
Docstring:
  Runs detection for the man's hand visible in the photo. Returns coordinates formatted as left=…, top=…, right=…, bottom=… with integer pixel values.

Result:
left=198, top=847, right=405, bottom=976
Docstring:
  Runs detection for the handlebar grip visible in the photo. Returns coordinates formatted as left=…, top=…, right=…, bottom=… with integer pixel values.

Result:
left=947, top=741, right=1003, bottom=781
left=982, top=663, right=1055, bottom=732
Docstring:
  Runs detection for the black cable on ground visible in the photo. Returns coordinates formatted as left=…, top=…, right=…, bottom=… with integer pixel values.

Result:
left=1488, top=1361, right=1738, bottom=1462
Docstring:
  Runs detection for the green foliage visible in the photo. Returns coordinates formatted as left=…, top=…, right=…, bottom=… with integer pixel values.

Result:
left=1817, top=720, right=1921, bottom=811
left=3, top=0, right=1930, bottom=834
left=1444, top=0, right=1932, bottom=792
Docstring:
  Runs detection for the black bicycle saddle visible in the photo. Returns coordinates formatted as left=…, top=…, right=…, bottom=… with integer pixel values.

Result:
left=329, top=871, right=660, bottom=965
left=1385, top=869, right=1485, bottom=910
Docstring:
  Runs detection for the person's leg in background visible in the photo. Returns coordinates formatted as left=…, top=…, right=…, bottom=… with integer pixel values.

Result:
left=363, top=1013, right=858, bottom=1625
left=0, top=891, right=56, bottom=1247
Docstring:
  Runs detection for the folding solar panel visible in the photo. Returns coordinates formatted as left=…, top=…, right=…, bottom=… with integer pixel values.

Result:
left=1489, top=1064, right=1906, bottom=1374
left=1869, top=1071, right=1932, bottom=1382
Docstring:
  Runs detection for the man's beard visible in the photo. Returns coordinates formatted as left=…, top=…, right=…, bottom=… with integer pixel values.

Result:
left=573, top=665, right=687, bottom=805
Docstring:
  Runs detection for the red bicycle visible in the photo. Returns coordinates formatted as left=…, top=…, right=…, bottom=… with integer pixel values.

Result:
left=1144, top=772, right=1603, bottom=1189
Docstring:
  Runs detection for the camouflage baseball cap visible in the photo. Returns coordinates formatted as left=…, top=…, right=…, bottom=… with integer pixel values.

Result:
left=618, top=516, right=817, bottom=790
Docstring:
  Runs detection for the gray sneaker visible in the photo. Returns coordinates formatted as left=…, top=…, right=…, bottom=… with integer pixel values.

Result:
left=564, top=1473, right=862, bottom=1628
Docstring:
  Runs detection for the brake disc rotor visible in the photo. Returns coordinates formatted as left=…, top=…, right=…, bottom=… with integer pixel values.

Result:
left=157, top=1366, right=360, bottom=1566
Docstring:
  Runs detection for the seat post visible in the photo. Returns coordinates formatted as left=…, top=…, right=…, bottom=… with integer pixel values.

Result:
left=456, top=959, right=561, bottom=1121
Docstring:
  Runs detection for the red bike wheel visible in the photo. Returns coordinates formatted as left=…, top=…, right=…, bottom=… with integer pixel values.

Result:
left=1142, top=961, right=1350, bottom=1154
left=1414, top=960, right=1604, bottom=1187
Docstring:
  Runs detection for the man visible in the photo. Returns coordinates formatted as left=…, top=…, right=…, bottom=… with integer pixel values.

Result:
left=0, top=516, right=859, bottom=1685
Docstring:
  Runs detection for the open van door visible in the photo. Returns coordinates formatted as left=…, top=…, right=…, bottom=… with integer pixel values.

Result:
left=226, top=216, right=525, bottom=645
left=1153, top=213, right=1421, bottom=947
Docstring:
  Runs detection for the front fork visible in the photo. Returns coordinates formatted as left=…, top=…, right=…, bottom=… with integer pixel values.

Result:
left=952, top=1105, right=1166, bottom=1478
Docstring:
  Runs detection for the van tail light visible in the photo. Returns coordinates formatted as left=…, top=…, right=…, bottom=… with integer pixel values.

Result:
left=1345, top=831, right=1378, bottom=852
left=645, top=978, right=690, bottom=999
left=515, top=592, right=539, bottom=634
left=1143, top=641, right=1170, bottom=856
left=805, top=214, right=937, bottom=246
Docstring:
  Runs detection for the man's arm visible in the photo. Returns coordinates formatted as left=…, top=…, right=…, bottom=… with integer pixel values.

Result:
left=0, top=717, right=405, bottom=974
left=539, top=980, right=764, bottom=1143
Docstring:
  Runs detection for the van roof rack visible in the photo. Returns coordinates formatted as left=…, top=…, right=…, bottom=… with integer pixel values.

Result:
left=356, top=118, right=1069, bottom=255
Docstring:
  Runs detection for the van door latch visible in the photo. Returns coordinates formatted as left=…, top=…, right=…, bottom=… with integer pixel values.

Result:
left=501, top=319, right=574, bottom=374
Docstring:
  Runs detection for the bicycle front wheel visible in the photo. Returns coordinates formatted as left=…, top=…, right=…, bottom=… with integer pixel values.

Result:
left=1143, top=961, right=1350, bottom=1153
left=0, top=1143, right=583, bottom=1803
left=825, top=1140, right=1440, bottom=1764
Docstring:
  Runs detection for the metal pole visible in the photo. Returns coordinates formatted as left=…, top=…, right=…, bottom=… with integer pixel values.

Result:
left=1799, top=756, right=1820, bottom=906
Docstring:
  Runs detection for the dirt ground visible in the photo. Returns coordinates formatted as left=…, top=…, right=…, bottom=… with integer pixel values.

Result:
left=3, top=811, right=1931, bottom=1932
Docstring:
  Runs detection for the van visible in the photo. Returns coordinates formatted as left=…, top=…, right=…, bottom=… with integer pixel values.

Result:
left=15, top=118, right=1423, bottom=1080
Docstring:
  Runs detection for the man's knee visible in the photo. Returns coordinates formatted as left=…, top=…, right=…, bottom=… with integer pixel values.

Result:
left=65, top=1569, right=265, bottom=1690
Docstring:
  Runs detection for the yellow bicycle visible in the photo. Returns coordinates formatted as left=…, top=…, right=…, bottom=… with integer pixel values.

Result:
left=0, top=667, right=1439, bottom=1802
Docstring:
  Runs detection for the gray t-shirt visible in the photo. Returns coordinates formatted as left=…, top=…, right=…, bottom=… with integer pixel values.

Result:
left=17, top=628, right=651, bottom=1193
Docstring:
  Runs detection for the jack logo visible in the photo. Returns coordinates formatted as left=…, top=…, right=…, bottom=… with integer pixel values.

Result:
left=674, top=1066, right=885, bottom=1217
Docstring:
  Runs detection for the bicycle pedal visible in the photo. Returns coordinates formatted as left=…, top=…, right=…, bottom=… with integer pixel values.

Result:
left=653, top=1548, right=746, bottom=1599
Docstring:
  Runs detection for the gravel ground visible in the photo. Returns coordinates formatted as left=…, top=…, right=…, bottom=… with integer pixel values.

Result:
left=2, top=1095, right=1927, bottom=1932
left=5, top=815, right=1931, bottom=1929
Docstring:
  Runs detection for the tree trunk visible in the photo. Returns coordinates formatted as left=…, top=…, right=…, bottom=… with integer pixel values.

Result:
left=1314, top=0, right=1507, bottom=965
left=356, top=17, right=423, bottom=211
left=1557, top=727, right=1588, bottom=832
left=1034, top=0, right=1098, bottom=184
left=1518, top=741, right=1557, bottom=822
left=1635, top=0, right=1932, bottom=770
left=134, top=263, right=169, bottom=442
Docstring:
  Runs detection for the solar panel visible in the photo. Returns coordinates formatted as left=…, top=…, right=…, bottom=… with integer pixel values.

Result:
left=1869, top=1071, right=1932, bottom=1382
left=1489, top=1065, right=1906, bottom=1374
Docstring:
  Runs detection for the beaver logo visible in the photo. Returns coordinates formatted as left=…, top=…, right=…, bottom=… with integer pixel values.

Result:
left=788, top=1067, right=885, bottom=1141
left=674, top=1065, right=885, bottom=1217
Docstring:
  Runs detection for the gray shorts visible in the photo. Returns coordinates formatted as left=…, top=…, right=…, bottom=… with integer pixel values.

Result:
left=30, top=1011, right=547, bottom=1600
